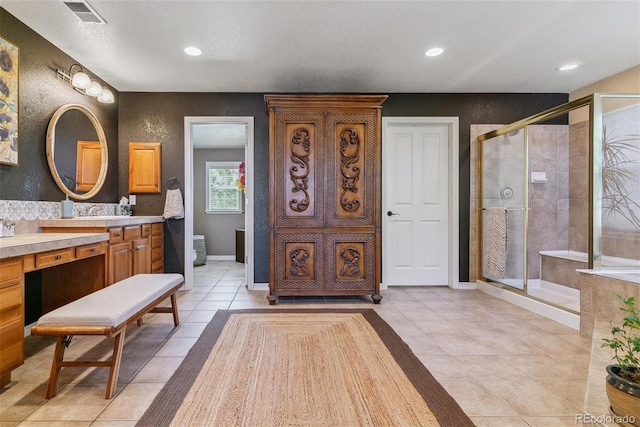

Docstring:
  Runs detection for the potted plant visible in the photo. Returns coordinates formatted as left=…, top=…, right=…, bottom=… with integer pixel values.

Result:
left=601, top=296, right=640, bottom=426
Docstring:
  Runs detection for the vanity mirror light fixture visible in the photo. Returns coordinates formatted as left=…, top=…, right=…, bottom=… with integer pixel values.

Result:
left=56, top=64, right=114, bottom=103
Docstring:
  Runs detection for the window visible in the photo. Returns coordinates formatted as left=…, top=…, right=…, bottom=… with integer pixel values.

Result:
left=206, top=161, right=242, bottom=213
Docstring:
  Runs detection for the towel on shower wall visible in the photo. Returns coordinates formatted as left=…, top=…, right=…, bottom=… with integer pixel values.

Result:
left=163, top=188, right=185, bottom=219
left=483, top=208, right=508, bottom=279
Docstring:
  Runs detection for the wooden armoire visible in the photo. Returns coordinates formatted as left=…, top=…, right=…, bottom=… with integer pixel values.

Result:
left=265, top=95, right=387, bottom=304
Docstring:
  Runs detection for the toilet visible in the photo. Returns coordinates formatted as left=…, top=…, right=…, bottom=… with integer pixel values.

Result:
left=193, top=235, right=207, bottom=266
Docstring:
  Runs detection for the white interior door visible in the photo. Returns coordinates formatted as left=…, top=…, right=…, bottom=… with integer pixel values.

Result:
left=383, top=120, right=453, bottom=286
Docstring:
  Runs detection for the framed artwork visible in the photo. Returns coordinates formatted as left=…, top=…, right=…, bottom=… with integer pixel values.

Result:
left=0, top=35, right=19, bottom=166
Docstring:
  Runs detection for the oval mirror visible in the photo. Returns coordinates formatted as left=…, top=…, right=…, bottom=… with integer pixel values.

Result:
left=46, top=104, right=108, bottom=200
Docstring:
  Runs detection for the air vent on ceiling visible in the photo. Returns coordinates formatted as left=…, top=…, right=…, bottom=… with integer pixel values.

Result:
left=63, top=1, right=106, bottom=24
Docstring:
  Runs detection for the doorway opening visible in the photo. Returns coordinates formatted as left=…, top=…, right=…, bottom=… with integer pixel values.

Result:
left=184, top=117, right=255, bottom=290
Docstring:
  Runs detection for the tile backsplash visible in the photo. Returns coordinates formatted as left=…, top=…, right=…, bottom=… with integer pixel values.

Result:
left=0, top=200, right=118, bottom=221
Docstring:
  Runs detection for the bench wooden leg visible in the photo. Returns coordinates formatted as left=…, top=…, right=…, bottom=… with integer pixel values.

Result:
left=46, top=335, right=68, bottom=399
left=105, top=329, right=126, bottom=399
left=170, top=293, right=180, bottom=326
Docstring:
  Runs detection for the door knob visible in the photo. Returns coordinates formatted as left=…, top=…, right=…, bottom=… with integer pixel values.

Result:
left=387, top=211, right=399, bottom=217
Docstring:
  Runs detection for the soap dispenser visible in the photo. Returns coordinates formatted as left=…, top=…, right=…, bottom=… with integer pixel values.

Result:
left=61, top=195, right=74, bottom=218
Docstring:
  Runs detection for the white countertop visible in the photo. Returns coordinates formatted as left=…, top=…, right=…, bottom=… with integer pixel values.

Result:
left=39, top=216, right=164, bottom=228
left=0, top=232, right=109, bottom=259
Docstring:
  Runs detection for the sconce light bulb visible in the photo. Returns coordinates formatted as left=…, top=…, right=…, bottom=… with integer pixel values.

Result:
left=97, top=88, right=114, bottom=103
left=86, top=80, right=103, bottom=97
left=71, top=71, right=91, bottom=89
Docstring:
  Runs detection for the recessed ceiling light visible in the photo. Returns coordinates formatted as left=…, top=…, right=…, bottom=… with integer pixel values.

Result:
left=184, top=46, right=202, bottom=56
left=424, top=47, right=444, bottom=57
left=557, top=63, right=579, bottom=71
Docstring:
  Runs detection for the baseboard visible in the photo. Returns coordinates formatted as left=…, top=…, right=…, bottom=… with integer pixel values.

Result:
left=450, top=281, right=477, bottom=289
left=477, top=280, right=580, bottom=329
left=251, top=282, right=269, bottom=291
left=207, top=255, right=235, bottom=261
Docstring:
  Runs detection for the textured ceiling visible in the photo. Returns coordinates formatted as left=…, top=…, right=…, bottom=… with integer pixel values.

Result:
left=2, top=0, right=639, bottom=93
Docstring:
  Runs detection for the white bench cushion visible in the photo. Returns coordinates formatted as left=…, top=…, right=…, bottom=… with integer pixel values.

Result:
left=36, top=274, right=184, bottom=328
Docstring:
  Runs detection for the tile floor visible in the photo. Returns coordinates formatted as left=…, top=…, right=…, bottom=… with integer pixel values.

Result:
left=0, top=261, right=615, bottom=426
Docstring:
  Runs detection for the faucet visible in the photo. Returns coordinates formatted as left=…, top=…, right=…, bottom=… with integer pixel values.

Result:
left=87, top=205, right=103, bottom=216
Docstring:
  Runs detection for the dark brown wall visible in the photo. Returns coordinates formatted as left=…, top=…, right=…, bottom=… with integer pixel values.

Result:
left=118, top=93, right=268, bottom=275
left=120, top=92, right=567, bottom=282
left=0, top=8, right=118, bottom=203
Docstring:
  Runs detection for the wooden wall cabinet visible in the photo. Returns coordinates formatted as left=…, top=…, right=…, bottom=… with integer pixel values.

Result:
left=266, top=95, right=387, bottom=304
left=129, top=142, right=161, bottom=193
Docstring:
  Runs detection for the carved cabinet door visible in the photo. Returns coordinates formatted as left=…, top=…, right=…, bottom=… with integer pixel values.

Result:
left=266, top=95, right=387, bottom=304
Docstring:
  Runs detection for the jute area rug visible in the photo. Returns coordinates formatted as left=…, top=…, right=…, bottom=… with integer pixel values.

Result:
left=137, top=309, right=473, bottom=427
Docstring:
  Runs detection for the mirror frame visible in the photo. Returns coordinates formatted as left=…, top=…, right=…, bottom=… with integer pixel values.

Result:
left=46, top=104, right=108, bottom=200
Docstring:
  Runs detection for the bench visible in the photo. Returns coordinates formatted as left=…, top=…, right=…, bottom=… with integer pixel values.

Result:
left=30, top=273, right=184, bottom=399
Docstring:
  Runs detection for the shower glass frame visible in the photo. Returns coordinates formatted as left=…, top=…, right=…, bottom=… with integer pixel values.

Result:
left=477, top=93, right=640, bottom=312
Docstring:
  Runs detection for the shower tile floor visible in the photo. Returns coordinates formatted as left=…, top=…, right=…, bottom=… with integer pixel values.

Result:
left=1, top=261, right=613, bottom=426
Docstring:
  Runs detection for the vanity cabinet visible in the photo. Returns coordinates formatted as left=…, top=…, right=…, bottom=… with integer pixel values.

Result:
left=0, top=235, right=108, bottom=387
left=0, top=257, right=24, bottom=386
left=265, top=95, right=387, bottom=304
left=107, top=225, right=152, bottom=285
left=41, top=218, right=164, bottom=287
left=151, top=222, right=164, bottom=273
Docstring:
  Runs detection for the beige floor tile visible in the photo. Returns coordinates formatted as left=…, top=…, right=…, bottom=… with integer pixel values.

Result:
left=25, top=384, right=109, bottom=421
left=18, top=422, right=92, bottom=426
left=153, top=336, right=198, bottom=357
left=89, top=422, right=137, bottom=427
left=438, top=380, right=518, bottom=416
left=96, top=383, right=164, bottom=421
left=428, top=333, right=497, bottom=355
left=469, top=416, right=530, bottom=426
left=131, top=356, right=184, bottom=383
left=481, top=378, right=583, bottom=417
left=523, top=416, right=583, bottom=426
left=501, top=354, right=588, bottom=380
left=184, top=310, right=215, bottom=323
left=415, top=354, right=469, bottom=380
left=194, top=300, right=231, bottom=310
left=202, top=292, right=236, bottom=301
left=170, top=322, right=208, bottom=338
left=453, top=354, right=532, bottom=381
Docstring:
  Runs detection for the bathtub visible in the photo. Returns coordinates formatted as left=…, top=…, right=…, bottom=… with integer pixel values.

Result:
left=539, top=250, right=640, bottom=288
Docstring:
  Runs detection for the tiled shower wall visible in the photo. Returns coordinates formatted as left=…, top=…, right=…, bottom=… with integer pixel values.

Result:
left=470, top=125, right=571, bottom=282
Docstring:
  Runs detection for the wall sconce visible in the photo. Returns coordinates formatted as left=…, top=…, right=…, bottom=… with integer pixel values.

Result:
left=56, top=64, right=114, bottom=103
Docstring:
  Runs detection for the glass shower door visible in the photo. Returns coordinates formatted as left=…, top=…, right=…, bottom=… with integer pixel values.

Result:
left=480, top=128, right=527, bottom=290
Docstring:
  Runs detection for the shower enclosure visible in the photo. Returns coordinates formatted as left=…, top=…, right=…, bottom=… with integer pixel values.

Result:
left=477, top=93, right=640, bottom=314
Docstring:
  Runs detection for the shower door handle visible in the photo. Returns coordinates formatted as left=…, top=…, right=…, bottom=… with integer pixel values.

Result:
left=387, top=211, right=399, bottom=217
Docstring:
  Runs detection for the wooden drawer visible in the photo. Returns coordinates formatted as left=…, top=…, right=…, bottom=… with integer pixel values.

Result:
left=151, top=259, right=164, bottom=273
left=141, top=223, right=151, bottom=238
left=151, top=222, right=163, bottom=235
left=0, top=258, right=22, bottom=289
left=35, top=248, right=75, bottom=270
left=109, top=227, right=124, bottom=243
left=0, top=316, right=24, bottom=373
left=151, top=247, right=163, bottom=263
left=76, top=242, right=106, bottom=260
left=123, top=225, right=141, bottom=241
left=0, top=284, right=22, bottom=316
left=151, top=235, right=163, bottom=249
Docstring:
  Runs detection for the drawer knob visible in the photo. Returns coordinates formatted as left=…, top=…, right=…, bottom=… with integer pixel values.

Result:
left=90, top=248, right=96, bottom=253
left=55, top=255, right=62, bottom=260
